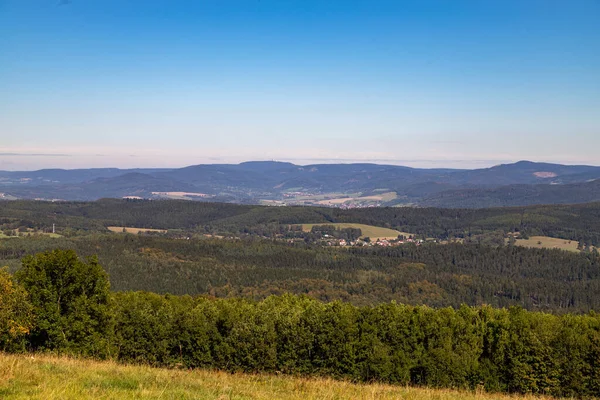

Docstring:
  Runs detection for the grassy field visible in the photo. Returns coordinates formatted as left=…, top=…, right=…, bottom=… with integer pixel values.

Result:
left=107, top=226, right=167, bottom=234
left=301, top=223, right=408, bottom=240
left=0, top=353, right=557, bottom=400
left=512, top=236, right=599, bottom=253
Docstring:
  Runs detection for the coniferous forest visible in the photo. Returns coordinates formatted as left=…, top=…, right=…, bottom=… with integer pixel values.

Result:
left=1, top=234, right=600, bottom=312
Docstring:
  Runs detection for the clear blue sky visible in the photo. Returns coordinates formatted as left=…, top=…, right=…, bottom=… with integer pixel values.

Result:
left=1, top=0, right=599, bottom=170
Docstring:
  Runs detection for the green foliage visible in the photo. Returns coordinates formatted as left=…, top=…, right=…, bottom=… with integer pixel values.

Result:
left=5, top=252, right=600, bottom=397
left=309, top=225, right=363, bottom=241
left=0, top=268, right=33, bottom=351
left=15, top=250, right=112, bottom=356
left=108, top=292, right=600, bottom=397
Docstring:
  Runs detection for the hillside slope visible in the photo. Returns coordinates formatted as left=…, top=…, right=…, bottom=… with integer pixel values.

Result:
left=420, top=179, right=600, bottom=208
left=0, top=353, right=556, bottom=400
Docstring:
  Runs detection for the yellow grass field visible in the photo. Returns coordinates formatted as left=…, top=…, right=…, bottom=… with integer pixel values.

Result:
left=107, top=226, right=167, bottom=234
left=512, top=236, right=597, bottom=253
left=301, top=223, right=408, bottom=240
left=0, top=353, right=557, bottom=400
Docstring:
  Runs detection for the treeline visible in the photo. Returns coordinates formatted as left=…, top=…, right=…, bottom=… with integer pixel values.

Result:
left=3, top=249, right=600, bottom=398
left=309, top=225, right=363, bottom=241
left=2, top=235, right=600, bottom=312
left=2, top=199, right=600, bottom=244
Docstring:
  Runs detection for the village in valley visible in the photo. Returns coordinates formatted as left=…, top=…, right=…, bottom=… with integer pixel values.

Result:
left=313, top=235, right=427, bottom=248
left=278, top=223, right=433, bottom=248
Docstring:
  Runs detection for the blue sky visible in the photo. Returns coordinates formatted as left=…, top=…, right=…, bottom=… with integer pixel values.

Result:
left=1, top=0, right=599, bottom=170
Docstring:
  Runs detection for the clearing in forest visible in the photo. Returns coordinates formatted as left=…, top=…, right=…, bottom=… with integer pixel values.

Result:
left=301, top=223, right=409, bottom=240
left=107, top=226, right=167, bottom=234
left=512, top=236, right=595, bottom=252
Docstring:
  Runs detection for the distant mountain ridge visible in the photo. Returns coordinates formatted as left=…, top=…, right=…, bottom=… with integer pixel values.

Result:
left=1, top=160, right=600, bottom=207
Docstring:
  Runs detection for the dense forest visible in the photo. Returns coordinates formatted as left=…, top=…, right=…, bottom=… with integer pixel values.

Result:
left=3, top=249, right=600, bottom=398
left=2, top=234, right=600, bottom=312
left=2, top=199, right=600, bottom=245
left=419, top=179, right=600, bottom=208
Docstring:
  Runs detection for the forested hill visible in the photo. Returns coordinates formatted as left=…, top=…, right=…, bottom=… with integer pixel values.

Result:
left=3, top=160, right=600, bottom=207
left=2, top=199, right=600, bottom=245
left=420, top=179, right=600, bottom=208
left=2, top=235, right=600, bottom=312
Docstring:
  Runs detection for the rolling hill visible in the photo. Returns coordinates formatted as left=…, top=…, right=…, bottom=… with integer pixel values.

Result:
left=2, top=160, right=600, bottom=207
left=420, top=179, right=600, bottom=208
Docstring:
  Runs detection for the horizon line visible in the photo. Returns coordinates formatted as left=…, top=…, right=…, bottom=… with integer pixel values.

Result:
left=2, top=158, right=600, bottom=172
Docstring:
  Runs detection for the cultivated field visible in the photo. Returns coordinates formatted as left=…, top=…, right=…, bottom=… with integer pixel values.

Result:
left=315, top=191, right=397, bottom=206
left=0, top=353, right=557, bottom=400
left=107, top=226, right=167, bottom=234
left=301, top=223, right=408, bottom=240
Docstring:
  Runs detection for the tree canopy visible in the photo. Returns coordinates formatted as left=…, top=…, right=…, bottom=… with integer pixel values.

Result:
left=15, top=249, right=112, bottom=356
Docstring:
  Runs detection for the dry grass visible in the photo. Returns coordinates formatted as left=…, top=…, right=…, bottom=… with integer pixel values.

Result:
left=107, top=226, right=167, bottom=234
left=301, top=223, right=408, bottom=240
left=0, top=353, right=559, bottom=400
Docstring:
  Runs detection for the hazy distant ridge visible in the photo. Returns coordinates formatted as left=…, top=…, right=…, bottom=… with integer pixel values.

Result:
left=2, top=160, right=600, bottom=207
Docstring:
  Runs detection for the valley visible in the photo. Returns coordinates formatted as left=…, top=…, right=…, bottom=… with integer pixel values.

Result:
left=3, top=199, right=600, bottom=398
left=4, top=2, right=598, bottom=398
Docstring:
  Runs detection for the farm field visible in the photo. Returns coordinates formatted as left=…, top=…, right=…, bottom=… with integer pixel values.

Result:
left=314, top=191, right=398, bottom=206
left=107, top=226, right=167, bottom=234
left=301, top=222, right=408, bottom=240
left=0, top=353, right=557, bottom=400
left=512, top=236, right=597, bottom=252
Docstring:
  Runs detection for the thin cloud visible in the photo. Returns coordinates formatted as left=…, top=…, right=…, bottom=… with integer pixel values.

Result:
left=0, top=153, right=71, bottom=157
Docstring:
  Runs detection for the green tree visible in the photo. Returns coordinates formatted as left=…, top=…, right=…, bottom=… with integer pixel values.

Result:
left=0, top=268, right=33, bottom=351
left=15, top=249, right=113, bottom=356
